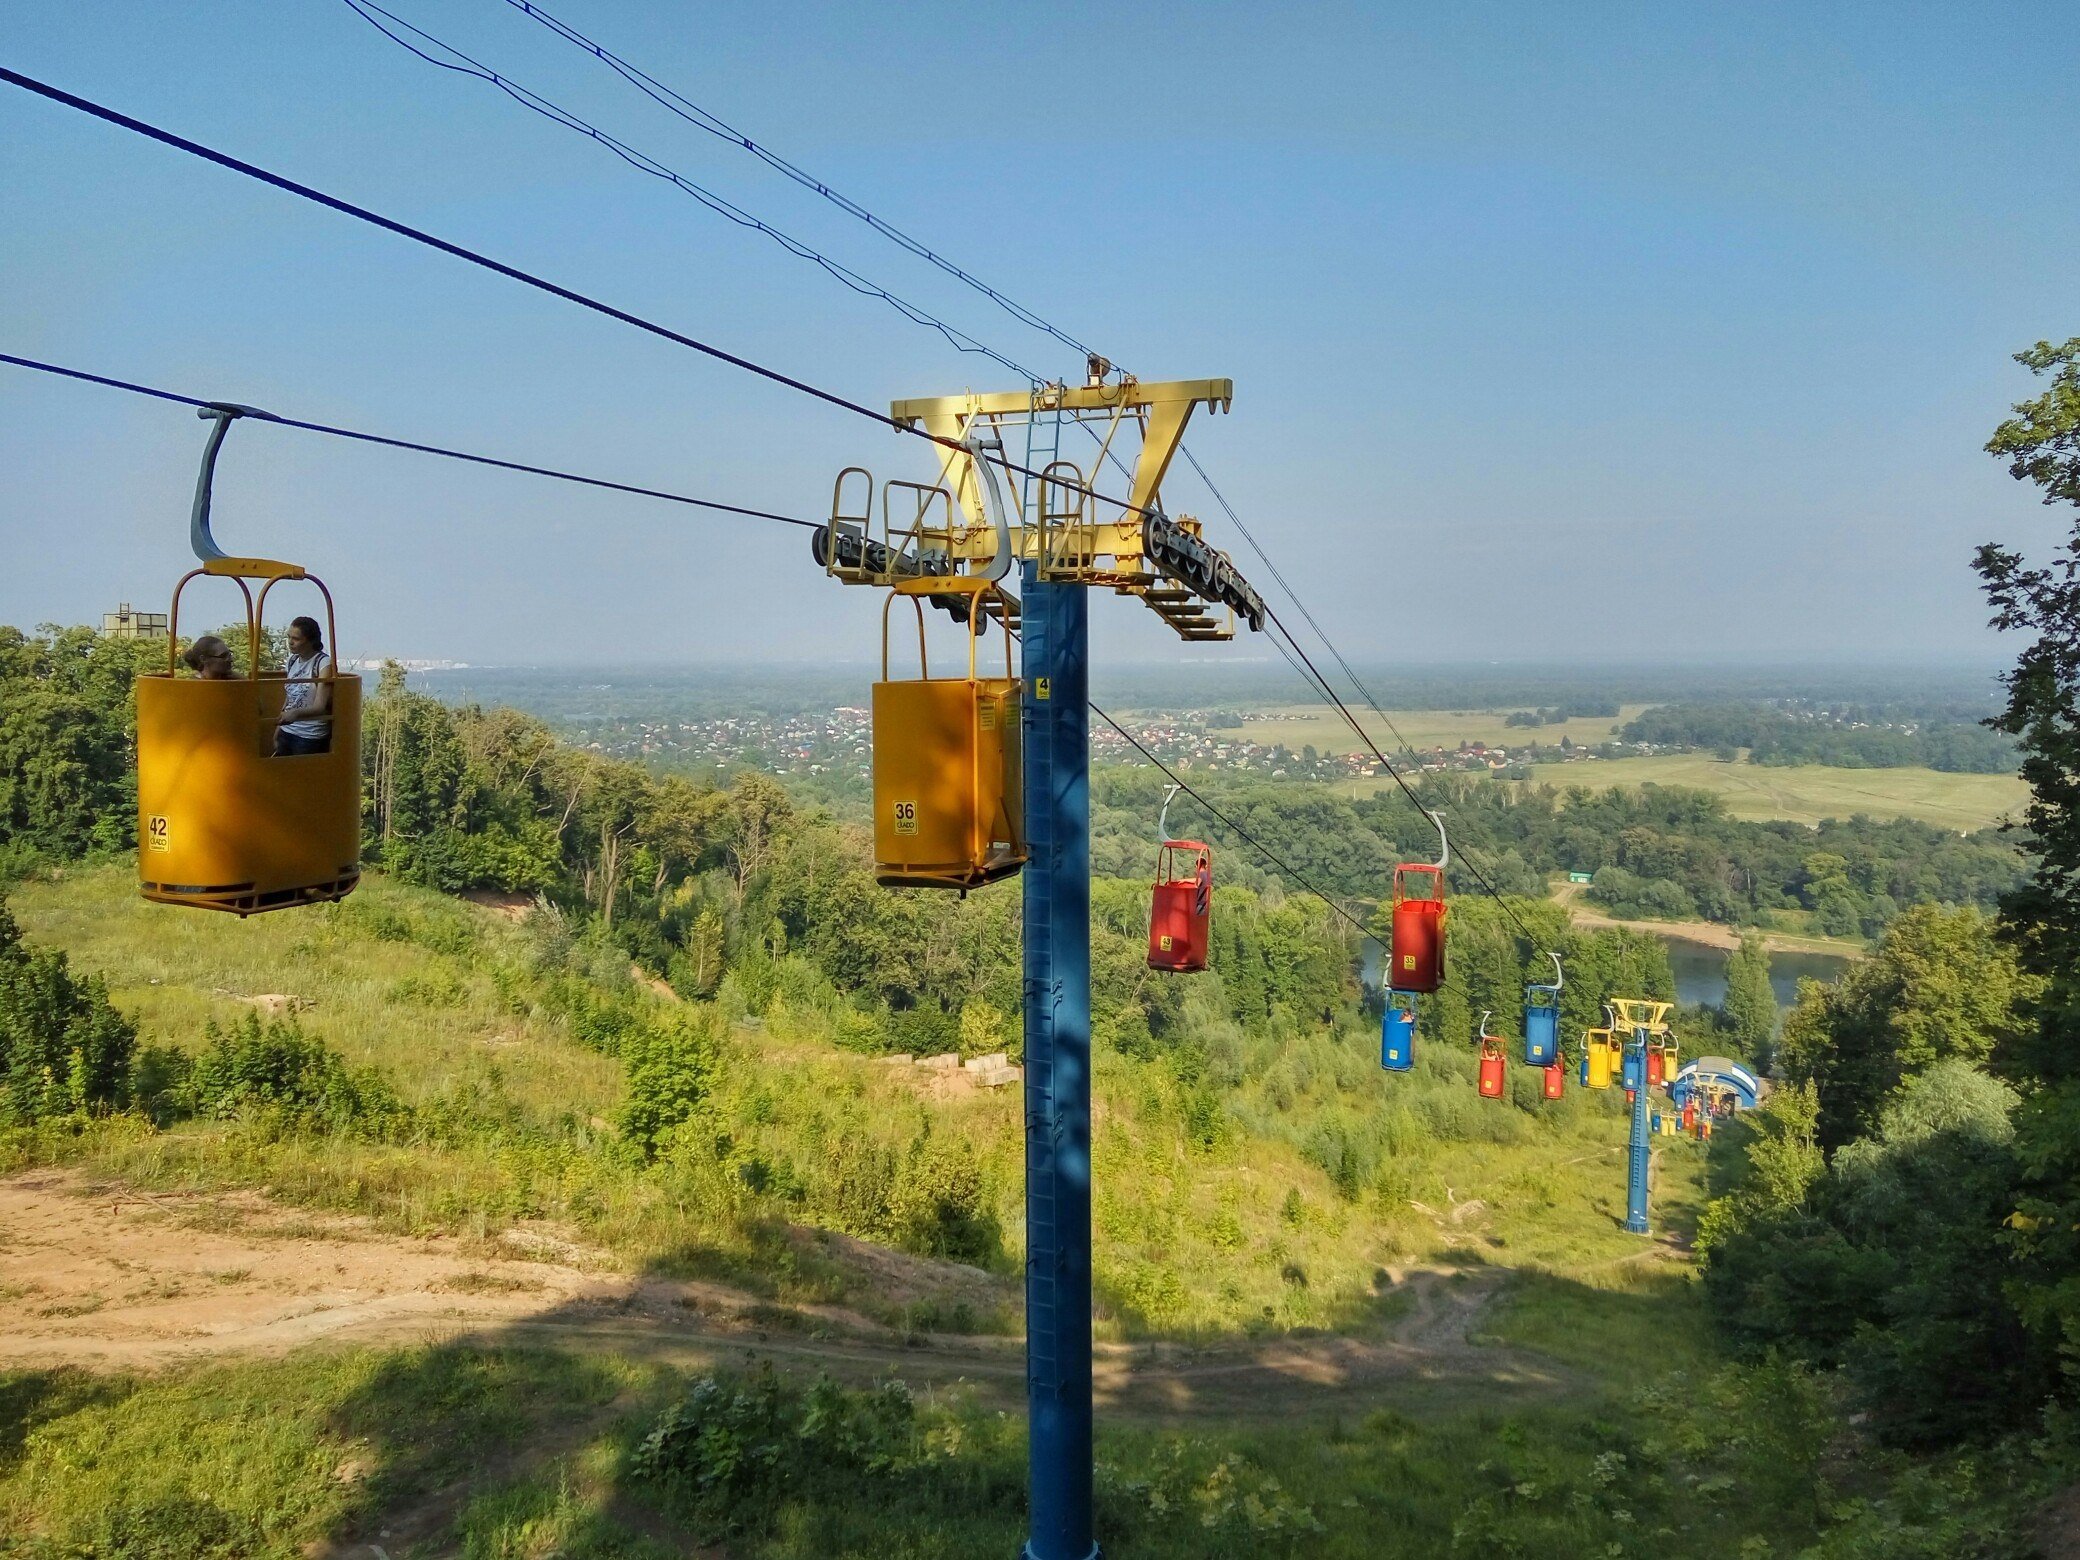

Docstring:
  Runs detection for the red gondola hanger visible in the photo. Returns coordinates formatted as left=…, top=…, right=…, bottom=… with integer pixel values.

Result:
left=1148, top=784, right=1212, bottom=973
left=1390, top=809, right=1449, bottom=993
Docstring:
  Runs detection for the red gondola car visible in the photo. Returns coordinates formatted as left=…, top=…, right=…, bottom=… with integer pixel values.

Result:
left=1478, top=1041, right=1506, bottom=1099
left=1390, top=863, right=1447, bottom=993
left=1149, top=838, right=1212, bottom=972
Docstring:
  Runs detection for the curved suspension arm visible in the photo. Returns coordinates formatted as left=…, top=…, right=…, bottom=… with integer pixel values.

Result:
left=1477, top=1009, right=1494, bottom=1043
left=1427, top=809, right=1449, bottom=871
left=188, top=402, right=271, bottom=562
left=1158, top=782, right=1182, bottom=843
left=962, top=428, right=1014, bottom=584
left=1546, top=951, right=1563, bottom=991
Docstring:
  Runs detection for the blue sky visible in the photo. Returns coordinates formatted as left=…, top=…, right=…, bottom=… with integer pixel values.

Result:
left=3, top=0, right=2075, bottom=668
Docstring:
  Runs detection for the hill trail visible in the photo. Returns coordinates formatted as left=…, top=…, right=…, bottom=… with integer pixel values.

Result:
left=0, top=1169, right=1570, bottom=1418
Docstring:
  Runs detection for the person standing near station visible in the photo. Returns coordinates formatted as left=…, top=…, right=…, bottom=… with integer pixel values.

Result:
left=274, top=615, right=333, bottom=755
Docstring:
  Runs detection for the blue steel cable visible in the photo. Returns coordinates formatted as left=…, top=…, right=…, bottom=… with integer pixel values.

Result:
left=4, top=345, right=1384, bottom=943
left=491, top=8, right=1534, bottom=903
left=495, top=0, right=1100, bottom=364
left=336, top=0, right=1045, bottom=382
left=1089, top=705, right=1383, bottom=950
left=0, top=67, right=1145, bottom=512
left=1, top=63, right=1530, bottom=937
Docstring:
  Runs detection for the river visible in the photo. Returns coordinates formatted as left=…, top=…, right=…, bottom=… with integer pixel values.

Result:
left=1665, top=941, right=1852, bottom=1011
left=1361, top=935, right=1851, bottom=1014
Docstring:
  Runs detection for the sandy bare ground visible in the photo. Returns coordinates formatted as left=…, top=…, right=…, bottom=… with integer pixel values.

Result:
left=1550, top=879, right=1863, bottom=958
left=0, top=1169, right=1568, bottom=1418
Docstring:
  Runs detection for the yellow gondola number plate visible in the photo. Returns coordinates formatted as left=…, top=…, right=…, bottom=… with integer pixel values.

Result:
left=893, top=800, right=918, bottom=837
left=1034, top=677, right=1050, bottom=700
left=147, top=815, right=170, bottom=852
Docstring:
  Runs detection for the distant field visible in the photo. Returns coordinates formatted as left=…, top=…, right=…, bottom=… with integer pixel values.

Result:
left=1519, top=754, right=2027, bottom=832
left=1135, top=703, right=1651, bottom=754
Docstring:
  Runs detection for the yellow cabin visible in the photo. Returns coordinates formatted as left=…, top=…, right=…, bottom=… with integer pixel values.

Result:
left=137, top=560, right=362, bottom=915
left=1585, top=1029, right=1615, bottom=1090
left=872, top=579, right=1025, bottom=890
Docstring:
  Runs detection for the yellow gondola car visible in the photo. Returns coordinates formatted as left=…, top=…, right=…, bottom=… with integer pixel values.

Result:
left=1585, top=1027, right=1615, bottom=1089
left=871, top=577, right=1025, bottom=890
left=137, top=558, right=362, bottom=915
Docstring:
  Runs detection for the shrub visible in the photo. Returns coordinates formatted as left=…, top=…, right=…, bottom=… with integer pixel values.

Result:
left=0, top=895, right=136, bottom=1124
left=184, top=1013, right=405, bottom=1138
left=1702, top=1064, right=2049, bottom=1446
left=617, top=1009, right=724, bottom=1161
left=129, top=1044, right=193, bottom=1127
left=889, top=1134, right=1001, bottom=1265
left=630, top=1367, right=917, bottom=1537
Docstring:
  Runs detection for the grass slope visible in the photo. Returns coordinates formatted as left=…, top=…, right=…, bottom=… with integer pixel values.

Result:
left=7, top=864, right=1699, bottom=1341
left=9, top=866, right=2047, bottom=1555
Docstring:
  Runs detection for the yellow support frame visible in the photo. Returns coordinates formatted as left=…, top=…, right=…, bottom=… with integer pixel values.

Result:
left=826, top=376, right=1252, bottom=639
left=886, top=377, right=1232, bottom=569
left=1608, top=998, right=1673, bottom=1037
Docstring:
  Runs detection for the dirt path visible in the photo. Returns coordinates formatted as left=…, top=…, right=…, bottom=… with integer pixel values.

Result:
left=0, top=1170, right=1566, bottom=1418
left=1549, top=880, right=1862, bottom=958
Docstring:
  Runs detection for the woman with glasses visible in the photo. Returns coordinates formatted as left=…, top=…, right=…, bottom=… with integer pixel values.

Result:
left=180, top=634, right=235, bottom=679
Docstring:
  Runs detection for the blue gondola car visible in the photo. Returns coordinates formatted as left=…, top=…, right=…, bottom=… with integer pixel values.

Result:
left=1524, top=982, right=1560, bottom=1066
left=1382, top=991, right=1417, bottom=1072
left=1622, top=1041, right=1646, bottom=1093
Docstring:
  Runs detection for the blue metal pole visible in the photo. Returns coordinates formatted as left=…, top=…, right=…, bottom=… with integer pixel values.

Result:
left=1625, top=1026, right=1651, bottom=1235
left=1020, top=558, right=1097, bottom=1560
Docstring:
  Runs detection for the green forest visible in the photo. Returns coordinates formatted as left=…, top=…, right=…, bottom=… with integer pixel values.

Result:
left=1618, top=701, right=2018, bottom=772
left=2, top=339, right=2080, bottom=1555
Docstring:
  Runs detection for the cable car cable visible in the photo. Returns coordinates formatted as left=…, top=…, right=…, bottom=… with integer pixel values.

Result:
left=1258, top=603, right=1545, bottom=946
left=4, top=67, right=1539, bottom=945
left=1089, top=706, right=1383, bottom=952
left=334, top=0, right=1045, bottom=383
left=12, top=349, right=1381, bottom=952
left=13, top=345, right=1375, bottom=949
left=5, top=341, right=1438, bottom=967
left=1181, top=445, right=1431, bottom=774
left=452, top=8, right=1536, bottom=906
left=327, top=12, right=1526, bottom=906
left=0, top=68, right=1181, bottom=528
left=0, top=352, right=820, bottom=530
left=1176, top=445, right=1547, bottom=915
left=496, top=0, right=1102, bottom=364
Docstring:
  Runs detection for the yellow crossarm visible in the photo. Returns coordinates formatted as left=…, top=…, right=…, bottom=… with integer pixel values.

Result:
left=887, top=378, right=1232, bottom=549
left=1608, top=998, right=1673, bottom=1037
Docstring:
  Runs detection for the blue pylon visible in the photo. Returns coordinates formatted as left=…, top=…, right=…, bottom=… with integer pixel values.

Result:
left=1020, top=558, right=1098, bottom=1560
left=1625, top=1026, right=1652, bottom=1235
